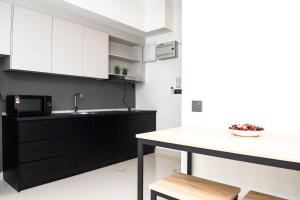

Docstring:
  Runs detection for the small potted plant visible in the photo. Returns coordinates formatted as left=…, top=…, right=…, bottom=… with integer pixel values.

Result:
left=114, top=65, right=120, bottom=74
left=122, top=67, right=128, bottom=76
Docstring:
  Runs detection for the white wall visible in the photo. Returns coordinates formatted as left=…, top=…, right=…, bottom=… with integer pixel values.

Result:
left=62, top=0, right=170, bottom=32
left=136, top=0, right=181, bottom=130
left=62, top=0, right=145, bottom=30
left=182, top=0, right=300, bottom=199
left=145, top=0, right=166, bottom=32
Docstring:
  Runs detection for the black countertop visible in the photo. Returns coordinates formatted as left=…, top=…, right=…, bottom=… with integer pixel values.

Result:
left=3, top=110, right=157, bottom=121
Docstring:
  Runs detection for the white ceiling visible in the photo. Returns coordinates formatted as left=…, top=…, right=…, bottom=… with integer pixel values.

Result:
left=62, top=0, right=146, bottom=31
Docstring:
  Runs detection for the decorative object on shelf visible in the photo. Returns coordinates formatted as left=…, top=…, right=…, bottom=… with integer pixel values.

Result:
left=229, top=123, right=264, bottom=137
left=122, top=67, right=128, bottom=76
left=108, top=73, right=139, bottom=82
left=114, top=65, right=120, bottom=74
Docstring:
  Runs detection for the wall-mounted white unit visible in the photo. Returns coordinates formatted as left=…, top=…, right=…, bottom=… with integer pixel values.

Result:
left=157, top=41, right=178, bottom=60
left=11, top=6, right=52, bottom=73
left=52, top=18, right=83, bottom=76
left=0, top=2, right=11, bottom=56
left=83, top=27, right=109, bottom=79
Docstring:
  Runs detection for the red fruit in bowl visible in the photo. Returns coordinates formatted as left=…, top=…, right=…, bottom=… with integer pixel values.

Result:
left=229, top=123, right=264, bottom=131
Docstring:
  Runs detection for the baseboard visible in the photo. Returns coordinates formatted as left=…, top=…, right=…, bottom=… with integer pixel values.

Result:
left=155, top=147, right=181, bottom=161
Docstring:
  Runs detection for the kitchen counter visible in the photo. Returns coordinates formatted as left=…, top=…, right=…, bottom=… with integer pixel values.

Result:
left=3, top=109, right=156, bottom=121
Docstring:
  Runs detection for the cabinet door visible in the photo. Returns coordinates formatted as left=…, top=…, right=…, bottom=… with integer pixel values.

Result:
left=61, top=118, right=92, bottom=174
left=11, top=6, right=52, bottom=72
left=119, top=115, right=136, bottom=159
left=52, top=18, right=83, bottom=76
left=93, top=116, right=119, bottom=166
left=83, top=27, right=109, bottom=79
left=0, top=2, right=11, bottom=55
left=134, top=113, right=156, bottom=155
left=119, top=113, right=156, bottom=160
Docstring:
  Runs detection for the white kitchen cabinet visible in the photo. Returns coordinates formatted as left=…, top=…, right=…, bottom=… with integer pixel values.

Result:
left=83, top=27, right=109, bottom=79
left=52, top=18, right=83, bottom=76
left=0, top=2, right=11, bottom=56
left=11, top=6, right=52, bottom=72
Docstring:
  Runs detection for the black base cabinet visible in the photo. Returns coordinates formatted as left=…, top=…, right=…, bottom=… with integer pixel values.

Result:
left=119, top=114, right=156, bottom=160
left=93, top=116, right=120, bottom=167
left=61, top=118, right=93, bottom=175
left=2, top=111, right=156, bottom=191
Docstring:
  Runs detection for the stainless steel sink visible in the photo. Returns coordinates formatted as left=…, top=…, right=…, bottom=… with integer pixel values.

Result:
left=72, top=112, right=90, bottom=115
left=71, top=110, right=139, bottom=115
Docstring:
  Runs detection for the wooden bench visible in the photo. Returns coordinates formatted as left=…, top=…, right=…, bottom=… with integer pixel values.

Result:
left=242, top=191, right=287, bottom=200
left=149, top=173, right=240, bottom=200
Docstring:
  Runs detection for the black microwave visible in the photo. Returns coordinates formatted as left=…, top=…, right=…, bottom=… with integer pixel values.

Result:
left=6, top=95, right=52, bottom=117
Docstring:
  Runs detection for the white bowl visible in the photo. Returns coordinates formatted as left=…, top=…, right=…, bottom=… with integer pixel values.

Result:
left=229, top=129, right=263, bottom=137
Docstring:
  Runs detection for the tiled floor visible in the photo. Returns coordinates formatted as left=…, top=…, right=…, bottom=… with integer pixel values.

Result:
left=0, top=153, right=180, bottom=200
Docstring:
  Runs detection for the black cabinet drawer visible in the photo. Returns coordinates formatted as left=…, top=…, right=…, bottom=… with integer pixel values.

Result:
left=20, top=157, right=62, bottom=190
left=20, top=140, right=62, bottom=163
left=19, top=120, right=61, bottom=143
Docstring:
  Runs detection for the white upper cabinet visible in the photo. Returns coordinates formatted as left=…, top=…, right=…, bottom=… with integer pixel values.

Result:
left=12, top=6, right=52, bottom=72
left=2, top=5, right=138, bottom=80
left=52, top=18, right=83, bottom=76
left=0, top=2, right=11, bottom=55
left=83, top=27, right=109, bottom=79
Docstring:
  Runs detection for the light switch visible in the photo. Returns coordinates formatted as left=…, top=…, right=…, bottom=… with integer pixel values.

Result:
left=176, top=77, right=181, bottom=88
left=192, top=101, right=203, bottom=112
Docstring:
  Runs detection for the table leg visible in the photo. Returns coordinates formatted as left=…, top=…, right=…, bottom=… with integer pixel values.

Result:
left=187, top=152, right=192, bottom=175
left=151, top=190, right=157, bottom=200
left=138, top=140, right=144, bottom=200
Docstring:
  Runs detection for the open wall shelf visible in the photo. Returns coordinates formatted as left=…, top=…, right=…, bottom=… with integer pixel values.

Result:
left=108, top=73, right=142, bottom=82
left=109, top=53, right=140, bottom=63
left=109, top=39, right=144, bottom=82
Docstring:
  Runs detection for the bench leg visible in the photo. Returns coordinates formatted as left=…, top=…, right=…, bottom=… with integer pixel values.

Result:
left=151, top=190, right=157, bottom=200
left=152, top=190, right=179, bottom=200
left=187, top=151, right=192, bottom=175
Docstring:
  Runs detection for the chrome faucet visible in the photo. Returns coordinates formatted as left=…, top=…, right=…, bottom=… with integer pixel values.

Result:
left=73, top=93, right=83, bottom=112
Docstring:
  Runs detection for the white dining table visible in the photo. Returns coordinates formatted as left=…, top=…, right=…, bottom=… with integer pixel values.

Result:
left=136, top=127, right=300, bottom=200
